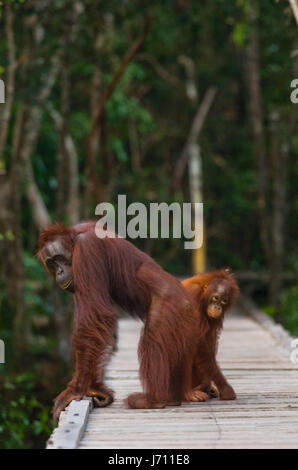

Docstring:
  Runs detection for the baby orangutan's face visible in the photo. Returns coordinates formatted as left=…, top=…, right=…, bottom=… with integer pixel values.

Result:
left=40, top=238, right=74, bottom=292
left=205, top=280, right=229, bottom=319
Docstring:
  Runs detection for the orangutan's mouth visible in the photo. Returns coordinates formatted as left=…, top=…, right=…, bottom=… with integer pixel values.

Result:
left=62, top=279, right=73, bottom=290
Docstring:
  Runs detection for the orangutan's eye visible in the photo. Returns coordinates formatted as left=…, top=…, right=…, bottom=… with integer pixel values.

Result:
left=46, top=259, right=56, bottom=272
left=221, top=298, right=227, bottom=305
left=213, top=295, right=220, bottom=302
left=53, top=254, right=70, bottom=265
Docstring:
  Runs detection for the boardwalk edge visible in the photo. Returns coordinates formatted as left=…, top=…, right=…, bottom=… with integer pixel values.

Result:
left=240, top=295, right=296, bottom=353
left=46, top=397, right=93, bottom=449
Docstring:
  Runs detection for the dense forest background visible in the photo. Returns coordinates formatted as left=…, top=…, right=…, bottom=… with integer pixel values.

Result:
left=1, top=0, right=298, bottom=448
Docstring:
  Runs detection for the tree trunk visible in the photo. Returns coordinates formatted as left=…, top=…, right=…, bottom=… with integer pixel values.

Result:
left=188, top=144, right=206, bottom=273
left=175, top=57, right=216, bottom=273
left=268, top=112, right=284, bottom=321
left=245, top=0, right=271, bottom=265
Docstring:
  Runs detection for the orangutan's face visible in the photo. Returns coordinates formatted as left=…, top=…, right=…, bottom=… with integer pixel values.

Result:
left=40, top=238, right=74, bottom=292
left=205, top=280, right=229, bottom=319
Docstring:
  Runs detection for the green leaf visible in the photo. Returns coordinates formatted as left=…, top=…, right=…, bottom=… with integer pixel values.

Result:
left=5, top=230, right=15, bottom=241
left=232, top=23, right=247, bottom=47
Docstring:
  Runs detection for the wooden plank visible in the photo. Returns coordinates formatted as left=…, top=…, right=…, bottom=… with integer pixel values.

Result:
left=46, top=397, right=93, bottom=449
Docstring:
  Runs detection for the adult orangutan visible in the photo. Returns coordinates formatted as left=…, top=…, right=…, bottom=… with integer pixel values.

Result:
left=37, top=220, right=203, bottom=421
left=182, top=269, right=240, bottom=402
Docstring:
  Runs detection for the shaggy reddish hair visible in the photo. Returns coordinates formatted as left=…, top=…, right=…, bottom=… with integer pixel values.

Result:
left=182, top=269, right=240, bottom=401
left=37, top=220, right=210, bottom=419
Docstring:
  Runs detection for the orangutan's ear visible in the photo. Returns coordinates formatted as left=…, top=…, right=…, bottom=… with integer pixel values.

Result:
left=202, top=284, right=208, bottom=292
left=224, top=267, right=231, bottom=273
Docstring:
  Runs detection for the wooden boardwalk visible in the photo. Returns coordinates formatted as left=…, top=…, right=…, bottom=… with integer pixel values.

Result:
left=50, top=305, right=298, bottom=449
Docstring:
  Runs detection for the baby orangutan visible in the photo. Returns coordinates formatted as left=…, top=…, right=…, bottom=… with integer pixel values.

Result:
left=182, top=269, right=240, bottom=402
